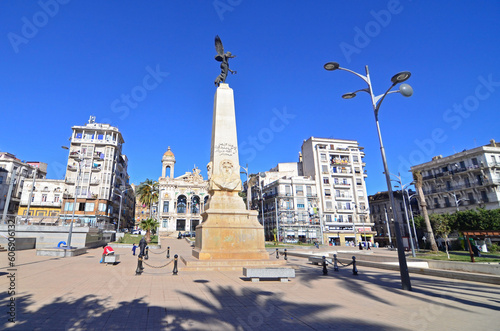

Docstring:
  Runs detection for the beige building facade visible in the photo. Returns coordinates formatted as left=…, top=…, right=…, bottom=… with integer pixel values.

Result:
left=157, top=147, right=209, bottom=235
left=410, top=139, right=500, bottom=214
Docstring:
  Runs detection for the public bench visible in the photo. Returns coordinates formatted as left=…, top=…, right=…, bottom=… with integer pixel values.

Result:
left=103, top=254, right=120, bottom=265
left=308, top=256, right=324, bottom=265
left=243, top=267, right=295, bottom=282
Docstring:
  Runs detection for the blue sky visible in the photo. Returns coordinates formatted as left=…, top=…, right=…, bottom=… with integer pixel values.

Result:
left=1, top=0, right=499, bottom=195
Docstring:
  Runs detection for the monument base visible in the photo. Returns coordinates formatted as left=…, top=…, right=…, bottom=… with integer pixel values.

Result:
left=193, top=192, right=269, bottom=260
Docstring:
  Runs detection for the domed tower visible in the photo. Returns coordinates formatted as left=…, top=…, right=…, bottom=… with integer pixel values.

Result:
left=162, top=146, right=175, bottom=178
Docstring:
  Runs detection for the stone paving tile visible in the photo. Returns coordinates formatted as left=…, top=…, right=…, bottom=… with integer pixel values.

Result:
left=1, top=240, right=500, bottom=330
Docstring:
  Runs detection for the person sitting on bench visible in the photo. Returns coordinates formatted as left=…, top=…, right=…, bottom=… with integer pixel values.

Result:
left=100, top=243, right=114, bottom=263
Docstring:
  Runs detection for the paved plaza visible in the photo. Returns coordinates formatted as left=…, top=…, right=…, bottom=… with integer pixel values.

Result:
left=1, top=239, right=500, bottom=330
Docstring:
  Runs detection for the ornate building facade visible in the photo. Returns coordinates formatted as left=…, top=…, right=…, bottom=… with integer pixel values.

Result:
left=157, top=147, right=209, bottom=234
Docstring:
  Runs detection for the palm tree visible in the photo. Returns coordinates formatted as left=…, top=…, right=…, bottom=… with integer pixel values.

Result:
left=137, top=179, right=159, bottom=217
left=139, top=218, right=159, bottom=243
left=413, top=171, right=438, bottom=252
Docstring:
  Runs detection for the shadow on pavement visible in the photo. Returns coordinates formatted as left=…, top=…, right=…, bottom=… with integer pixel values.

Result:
left=1, top=287, right=403, bottom=330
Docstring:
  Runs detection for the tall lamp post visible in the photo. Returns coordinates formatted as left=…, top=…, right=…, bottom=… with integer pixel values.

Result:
left=240, top=164, right=250, bottom=210
left=392, top=174, right=416, bottom=257
left=113, top=188, right=129, bottom=232
left=450, top=191, right=467, bottom=212
left=258, top=172, right=266, bottom=240
left=62, top=146, right=83, bottom=249
left=324, top=61, right=413, bottom=291
left=407, top=193, right=420, bottom=250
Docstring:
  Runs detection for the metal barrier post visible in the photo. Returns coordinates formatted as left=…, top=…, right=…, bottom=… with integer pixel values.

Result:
left=145, top=246, right=149, bottom=260
left=173, top=254, right=178, bottom=275
left=333, top=254, right=339, bottom=272
left=322, top=256, right=328, bottom=275
left=284, top=249, right=287, bottom=261
left=352, top=256, right=358, bottom=275
left=276, top=248, right=279, bottom=259
left=135, top=256, right=143, bottom=276
left=166, top=246, right=170, bottom=259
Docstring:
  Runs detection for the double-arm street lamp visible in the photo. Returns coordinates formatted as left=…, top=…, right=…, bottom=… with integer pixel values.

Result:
left=324, top=61, right=413, bottom=291
left=113, top=187, right=130, bottom=232
left=62, top=146, right=83, bottom=249
left=451, top=191, right=467, bottom=212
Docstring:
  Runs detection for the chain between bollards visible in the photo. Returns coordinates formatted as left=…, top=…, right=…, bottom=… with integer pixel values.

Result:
left=173, top=254, right=178, bottom=275
left=166, top=246, right=170, bottom=259
left=322, top=256, right=328, bottom=275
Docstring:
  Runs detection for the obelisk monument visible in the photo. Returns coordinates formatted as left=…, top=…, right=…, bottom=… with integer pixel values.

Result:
left=192, top=37, right=268, bottom=260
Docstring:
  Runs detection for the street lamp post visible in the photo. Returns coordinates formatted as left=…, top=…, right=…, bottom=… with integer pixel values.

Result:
left=113, top=188, right=129, bottom=233
left=62, top=146, right=83, bottom=249
left=240, top=164, right=250, bottom=210
left=25, top=167, right=38, bottom=223
left=258, top=172, right=266, bottom=240
left=407, top=193, right=420, bottom=250
left=451, top=191, right=467, bottom=212
left=324, top=61, right=413, bottom=291
left=384, top=206, right=393, bottom=247
left=392, top=174, right=416, bottom=257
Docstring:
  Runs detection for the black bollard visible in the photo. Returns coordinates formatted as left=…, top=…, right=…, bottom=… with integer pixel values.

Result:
left=145, top=246, right=149, bottom=260
left=322, top=256, right=328, bottom=275
left=135, top=256, right=143, bottom=276
left=352, top=256, right=358, bottom=275
left=173, top=254, right=178, bottom=275
left=276, top=248, right=279, bottom=259
left=284, top=249, right=287, bottom=261
left=166, top=246, right=170, bottom=259
left=333, top=254, right=339, bottom=272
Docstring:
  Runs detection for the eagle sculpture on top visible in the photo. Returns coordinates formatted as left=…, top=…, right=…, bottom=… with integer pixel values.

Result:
left=214, top=35, right=236, bottom=86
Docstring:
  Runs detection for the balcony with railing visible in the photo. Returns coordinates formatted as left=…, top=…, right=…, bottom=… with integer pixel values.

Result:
left=333, top=182, right=351, bottom=188
left=335, top=194, right=352, bottom=200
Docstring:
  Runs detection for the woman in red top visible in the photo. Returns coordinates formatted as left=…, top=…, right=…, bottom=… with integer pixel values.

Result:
left=101, top=244, right=114, bottom=263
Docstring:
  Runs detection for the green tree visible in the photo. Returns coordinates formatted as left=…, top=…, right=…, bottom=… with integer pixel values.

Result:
left=139, top=218, right=159, bottom=243
left=137, top=179, right=159, bottom=216
left=430, top=213, right=454, bottom=259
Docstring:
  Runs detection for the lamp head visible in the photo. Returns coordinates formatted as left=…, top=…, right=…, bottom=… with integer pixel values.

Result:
left=399, top=83, right=413, bottom=97
left=391, top=71, right=411, bottom=84
left=324, top=62, right=340, bottom=71
left=342, top=92, right=357, bottom=99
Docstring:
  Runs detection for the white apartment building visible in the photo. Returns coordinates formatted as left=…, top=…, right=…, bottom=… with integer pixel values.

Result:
left=18, top=179, right=65, bottom=224
left=410, top=139, right=500, bottom=214
left=0, top=152, right=47, bottom=220
left=251, top=162, right=321, bottom=243
left=157, top=147, right=209, bottom=234
left=301, top=137, right=373, bottom=245
left=59, top=116, right=134, bottom=230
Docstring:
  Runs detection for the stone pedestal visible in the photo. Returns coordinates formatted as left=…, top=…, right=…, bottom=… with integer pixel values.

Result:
left=192, top=84, right=269, bottom=261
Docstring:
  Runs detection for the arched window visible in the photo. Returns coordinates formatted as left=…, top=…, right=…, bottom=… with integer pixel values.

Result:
left=191, top=196, right=200, bottom=214
left=177, top=195, right=186, bottom=214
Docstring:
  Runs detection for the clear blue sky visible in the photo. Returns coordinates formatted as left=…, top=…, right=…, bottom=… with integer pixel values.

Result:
left=1, top=0, right=499, bottom=195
